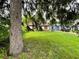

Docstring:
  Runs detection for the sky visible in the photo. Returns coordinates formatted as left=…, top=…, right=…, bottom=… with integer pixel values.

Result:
left=77, top=0, right=79, bottom=3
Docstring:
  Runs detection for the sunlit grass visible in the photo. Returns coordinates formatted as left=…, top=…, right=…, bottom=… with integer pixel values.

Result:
left=23, top=31, right=79, bottom=59
left=1, top=31, right=79, bottom=59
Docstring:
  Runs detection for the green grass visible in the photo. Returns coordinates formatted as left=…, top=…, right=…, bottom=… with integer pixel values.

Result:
left=23, top=31, right=79, bottom=59
left=1, top=31, right=79, bottom=59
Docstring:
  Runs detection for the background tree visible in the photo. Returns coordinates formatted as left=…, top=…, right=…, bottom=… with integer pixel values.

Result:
left=23, top=0, right=77, bottom=28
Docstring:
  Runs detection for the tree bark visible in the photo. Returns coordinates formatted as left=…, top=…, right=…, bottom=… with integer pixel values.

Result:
left=10, top=0, right=23, bottom=56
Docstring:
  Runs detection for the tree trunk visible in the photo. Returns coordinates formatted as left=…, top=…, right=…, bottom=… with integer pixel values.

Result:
left=10, top=0, right=23, bottom=56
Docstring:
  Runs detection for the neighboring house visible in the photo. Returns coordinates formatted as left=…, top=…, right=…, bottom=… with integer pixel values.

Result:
left=41, top=24, right=50, bottom=31
left=27, top=20, right=35, bottom=30
left=27, top=20, right=50, bottom=31
left=27, top=19, right=61, bottom=31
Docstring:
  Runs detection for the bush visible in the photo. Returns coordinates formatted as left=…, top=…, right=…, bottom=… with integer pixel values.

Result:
left=0, top=17, right=10, bottom=41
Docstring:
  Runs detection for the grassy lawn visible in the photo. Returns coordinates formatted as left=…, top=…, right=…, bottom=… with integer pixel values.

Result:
left=22, top=31, right=79, bottom=59
left=1, top=31, right=79, bottom=59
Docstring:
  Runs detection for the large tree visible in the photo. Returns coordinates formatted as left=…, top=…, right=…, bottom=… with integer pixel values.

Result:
left=10, top=0, right=23, bottom=57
